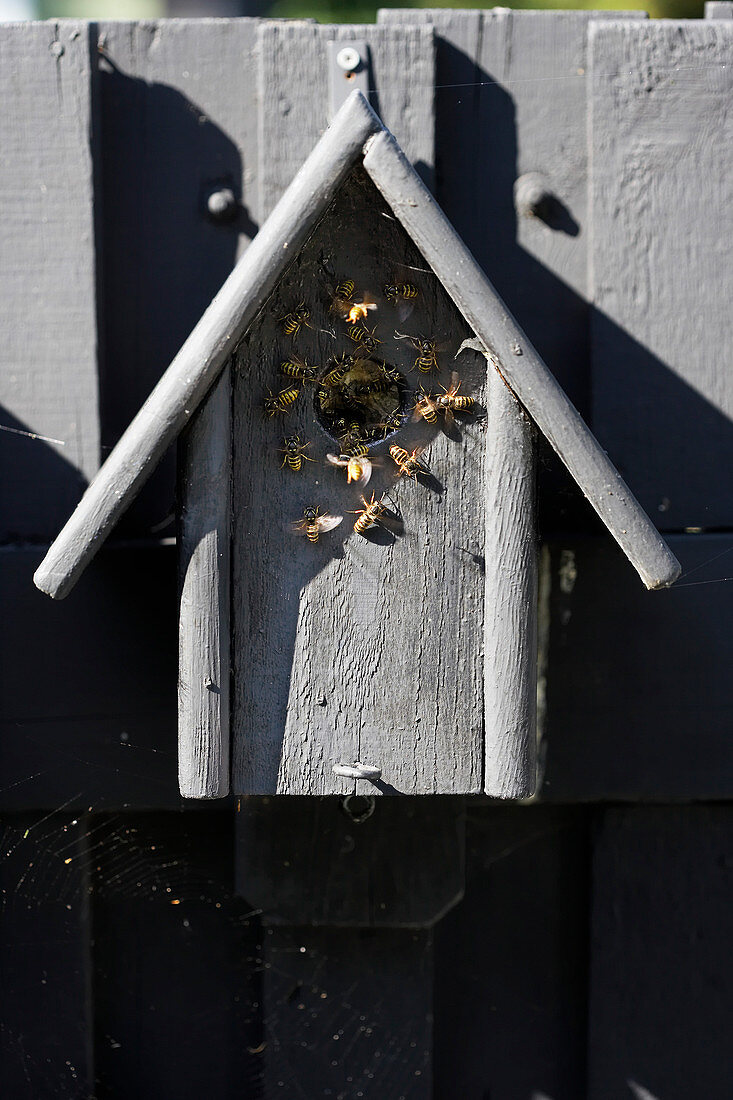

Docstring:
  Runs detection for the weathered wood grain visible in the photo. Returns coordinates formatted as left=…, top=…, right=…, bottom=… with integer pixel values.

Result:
left=236, top=796, right=465, bottom=926
left=588, top=806, right=733, bottom=1099
left=95, top=19, right=260, bottom=540
left=256, top=20, right=434, bottom=221
left=34, top=89, right=380, bottom=600
left=178, top=368, right=231, bottom=798
left=232, top=169, right=485, bottom=795
left=0, top=22, right=100, bottom=540
left=705, top=1, right=733, bottom=15
left=363, top=129, right=681, bottom=591
left=589, top=20, right=733, bottom=530
left=542, top=533, right=733, bottom=801
left=484, top=368, right=538, bottom=797
left=378, top=10, right=646, bottom=412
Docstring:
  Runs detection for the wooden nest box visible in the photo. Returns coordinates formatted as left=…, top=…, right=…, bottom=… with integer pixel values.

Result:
left=34, top=92, right=680, bottom=800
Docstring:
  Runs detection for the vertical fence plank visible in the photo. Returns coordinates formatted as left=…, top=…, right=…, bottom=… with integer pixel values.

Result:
left=96, top=18, right=260, bottom=537
left=589, top=20, right=733, bottom=529
left=0, top=22, right=100, bottom=540
left=589, top=807, right=733, bottom=1099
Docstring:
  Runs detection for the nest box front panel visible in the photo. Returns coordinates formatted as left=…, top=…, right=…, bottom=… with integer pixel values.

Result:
left=232, top=168, right=486, bottom=795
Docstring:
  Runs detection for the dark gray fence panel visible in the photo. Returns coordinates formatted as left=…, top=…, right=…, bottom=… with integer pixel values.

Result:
left=589, top=20, right=733, bottom=530
left=0, top=815, right=94, bottom=1097
left=543, top=534, right=733, bottom=800
left=589, top=806, right=733, bottom=1099
left=97, top=18, right=260, bottom=538
left=0, top=22, right=100, bottom=541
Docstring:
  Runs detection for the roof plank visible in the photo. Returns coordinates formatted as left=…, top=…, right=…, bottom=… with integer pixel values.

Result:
left=34, top=89, right=382, bottom=599
left=362, top=127, right=681, bottom=590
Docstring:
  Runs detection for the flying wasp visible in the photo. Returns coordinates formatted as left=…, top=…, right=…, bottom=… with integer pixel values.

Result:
left=389, top=444, right=430, bottom=479
left=394, top=332, right=442, bottom=374
left=326, top=452, right=373, bottom=487
left=433, top=373, right=475, bottom=425
left=291, top=505, right=343, bottom=544
left=280, top=354, right=318, bottom=383
left=278, top=302, right=312, bottom=339
left=280, top=435, right=314, bottom=472
left=350, top=493, right=389, bottom=536
left=264, top=386, right=301, bottom=416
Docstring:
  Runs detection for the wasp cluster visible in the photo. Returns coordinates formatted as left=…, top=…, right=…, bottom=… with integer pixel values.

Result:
left=263, top=273, right=476, bottom=542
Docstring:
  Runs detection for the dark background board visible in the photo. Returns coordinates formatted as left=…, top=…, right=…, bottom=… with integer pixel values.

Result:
left=2, top=13, right=733, bottom=1100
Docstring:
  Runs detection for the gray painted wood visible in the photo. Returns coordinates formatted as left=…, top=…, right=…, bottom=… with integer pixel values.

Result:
left=363, top=129, right=681, bottom=591
left=178, top=368, right=231, bottom=798
left=232, top=169, right=485, bottom=795
left=483, top=366, right=538, bottom=797
left=378, top=10, right=646, bottom=414
left=236, top=797, right=465, bottom=926
left=589, top=20, right=733, bottom=530
left=34, top=89, right=380, bottom=600
left=95, top=18, right=260, bottom=540
left=256, top=20, right=435, bottom=222
left=542, top=533, right=733, bottom=801
left=589, top=806, right=733, bottom=1099
left=0, top=22, right=100, bottom=540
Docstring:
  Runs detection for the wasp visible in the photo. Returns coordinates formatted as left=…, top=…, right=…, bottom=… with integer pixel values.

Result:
left=380, top=363, right=403, bottom=385
left=347, top=323, right=381, bottom=352
left=394, top=332, right=441, bottom=373
left=345, top=296, right=377, bottom=325
left=389, top=444, right=429, bottom=479
left=328, top=280, right=355, bottom=318
left=379, top=409, right=404, bottom=434
left=292, top=505, right=343, bottom=543
left=325, top=353, right=354, bottom=385
left=264, top=386, right=300, bottom=416
left=384, top=283, right=418, bottom=304
left=326, top=452, right=373, bottom=487
left=412, top=389, right=439, bottom=424
left=433, top=373, right=475, bottom=424
left=280, top=435, right=313, bottom=472
left=280, top=354, right=317, bottom=383
left=350, top=493, right=388, bottom=536
left=278, top=302, right=312, bottom=339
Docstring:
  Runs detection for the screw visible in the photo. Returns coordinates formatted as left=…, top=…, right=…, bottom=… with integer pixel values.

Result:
left=206, top=187, right=238, bottom=224
left=514, top=173, right=553, bottom=221
left=336, top=46, right=361, bottom=73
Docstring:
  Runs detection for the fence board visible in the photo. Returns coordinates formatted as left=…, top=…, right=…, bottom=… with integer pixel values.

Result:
left=0, top=22, right=100, bottom=540
left=96, top=18, right=260, bottom=537
left=0, top=814, right=93, bottom=1097
left=0, top=545, right=178, bottom=812
left=588, top=806, right=733, bottom=1099
left=589, top=21, right=733, bottom=530
left=256, top=20, right=434, bottom=222
left=434, top=804, right=589, bottom=1099
left=379, top=9, right=644, bottom=415
left=262, top=925, right=432, bottom=1098
left=543, top=534, right=733, bottom=800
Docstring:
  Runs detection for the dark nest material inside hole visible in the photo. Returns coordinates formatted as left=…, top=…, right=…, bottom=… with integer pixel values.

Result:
left=314, top=354, right=410, bottom=452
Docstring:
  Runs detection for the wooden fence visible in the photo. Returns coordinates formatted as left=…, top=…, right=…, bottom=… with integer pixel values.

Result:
left=1, top=10, right=732, bottom=1097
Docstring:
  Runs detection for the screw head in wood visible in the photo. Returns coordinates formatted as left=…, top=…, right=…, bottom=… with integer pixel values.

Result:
left=335, top=46, right=361, bottom=72
left=206, top=187, right=238, bottom=224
